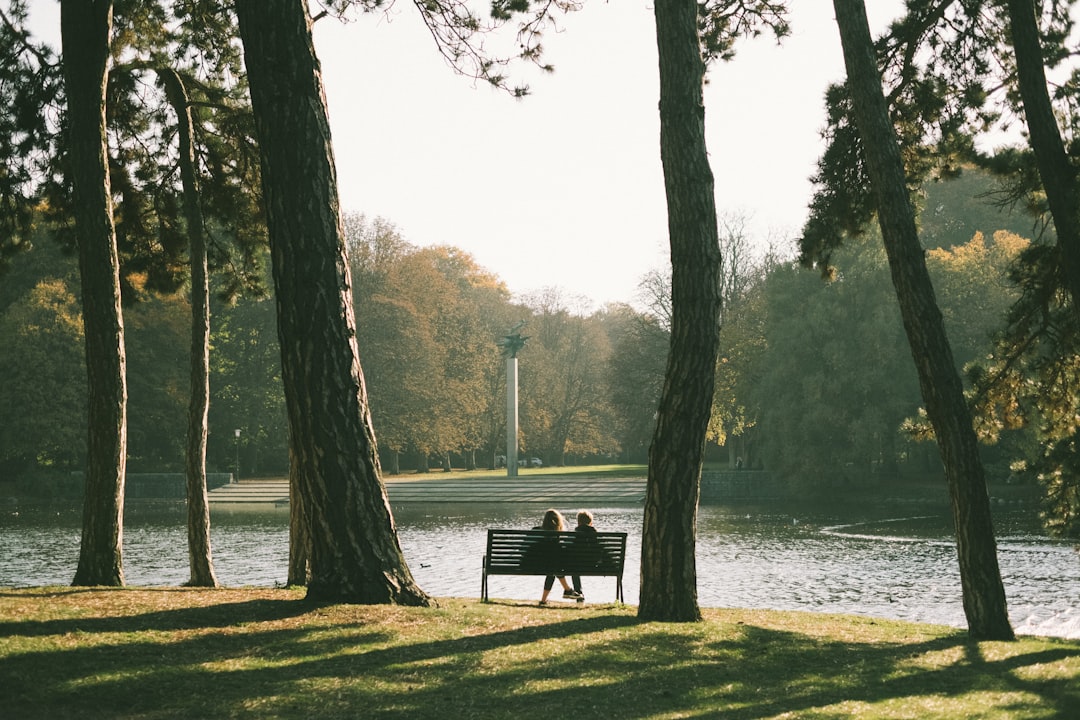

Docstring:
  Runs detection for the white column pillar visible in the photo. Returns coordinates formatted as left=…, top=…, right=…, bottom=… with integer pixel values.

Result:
left=506, top=355, right=518, bottom=478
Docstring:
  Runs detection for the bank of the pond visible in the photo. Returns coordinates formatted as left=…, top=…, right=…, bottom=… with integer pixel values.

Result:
left=4, top=502, right=1077, bottom=640
left=1, top=588, right=1077, bottom=720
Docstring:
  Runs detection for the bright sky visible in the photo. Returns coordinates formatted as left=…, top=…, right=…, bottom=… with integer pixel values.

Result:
left=29, top=1, right=905, bottom=309
left=313, top=1, right=904, bottom=309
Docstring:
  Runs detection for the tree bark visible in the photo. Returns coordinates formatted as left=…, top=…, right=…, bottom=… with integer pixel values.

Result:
left=234, top=0, right=429, bottom=605
left=161, top=68, right=218, bottom=588
left=639, top=0, right=723, bottom=622
left=63, top=0, right=127, bottom=588
left=1004, top=0, right=1080, bottom=320
left=287, top=438, right=311, bottom=587
left=833, top=0, right=1014, bottom=640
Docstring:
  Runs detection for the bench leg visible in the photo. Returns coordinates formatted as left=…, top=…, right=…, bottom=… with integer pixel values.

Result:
left=481, top=557, right=488, bottom=602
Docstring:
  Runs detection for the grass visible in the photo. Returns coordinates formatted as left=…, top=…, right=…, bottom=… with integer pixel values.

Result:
left=1, top=588, right=1078, bottom=718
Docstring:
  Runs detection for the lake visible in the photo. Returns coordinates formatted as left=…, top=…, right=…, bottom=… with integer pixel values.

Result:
left=2, top=500, right=1077, bottom=639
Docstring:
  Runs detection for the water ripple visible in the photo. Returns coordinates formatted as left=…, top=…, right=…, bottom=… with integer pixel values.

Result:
left=2, top=503, right=1076, bottom=639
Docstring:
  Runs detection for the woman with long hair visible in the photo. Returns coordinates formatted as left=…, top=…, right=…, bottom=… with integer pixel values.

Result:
left=535, top=509, right=582, bottom=605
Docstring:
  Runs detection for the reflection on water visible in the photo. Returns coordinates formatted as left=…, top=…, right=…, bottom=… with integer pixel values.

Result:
left=2, top=501, right=1077, bottom=639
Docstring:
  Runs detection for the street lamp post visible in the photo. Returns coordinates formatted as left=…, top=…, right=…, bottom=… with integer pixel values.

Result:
left=234, top=428, right=241, bottom=483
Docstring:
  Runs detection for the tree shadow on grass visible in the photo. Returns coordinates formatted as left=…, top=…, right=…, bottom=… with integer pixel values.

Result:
left=2, top=598, right=1078, bottom=719
left=0, top=594, right=314, bottom=636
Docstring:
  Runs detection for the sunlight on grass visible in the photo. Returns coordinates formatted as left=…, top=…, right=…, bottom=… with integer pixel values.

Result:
left=2, top=589, right=1077, bottom=719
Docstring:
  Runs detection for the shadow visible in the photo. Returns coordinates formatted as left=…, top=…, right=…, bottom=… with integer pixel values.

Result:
left=0, top=592, right=316, bottom=637
left=2, top=594, right=1078, bottom=719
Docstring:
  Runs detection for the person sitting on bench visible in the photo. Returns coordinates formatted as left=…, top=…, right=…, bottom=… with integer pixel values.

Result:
left=534, top=509, right=582, bottom=605
left=570, top=509, right=599, bottom=602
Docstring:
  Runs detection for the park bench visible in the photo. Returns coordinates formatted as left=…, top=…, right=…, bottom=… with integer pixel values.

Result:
left=481, top=528, right=628, bottom=603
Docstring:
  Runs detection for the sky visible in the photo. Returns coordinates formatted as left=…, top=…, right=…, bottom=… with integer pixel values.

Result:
left=29, top=1, right=905, bottom=309
left=312, top=1, right=904, bottom=309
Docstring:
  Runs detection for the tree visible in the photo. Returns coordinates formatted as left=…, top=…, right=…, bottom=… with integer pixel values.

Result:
left=639, top=0, right=723, bottom=623
left=161, top=67, right=216, bottom=587
left=831, top=0, right=1013, bottom=640
left=1003, top=0, right=1080, bottom=319
left=0, top=275, right=86, bottom=478
left=639, top=0, right=788, bottom=622
left=234, top=0, right=429, bottom=605
left=800, top=0, right=1080, bottom=540
left=62, top=0, right=128, bottom=587
left=520, top=289, right=617, bottom=465
left=0, top=1, right=59, bottom=275
left=606, top=298, right=668, bottom=464
left=755, top=240, right=921, bottom=485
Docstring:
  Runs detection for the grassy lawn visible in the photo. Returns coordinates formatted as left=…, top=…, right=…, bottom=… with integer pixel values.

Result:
left=1, top=588, right=1077, bottom=719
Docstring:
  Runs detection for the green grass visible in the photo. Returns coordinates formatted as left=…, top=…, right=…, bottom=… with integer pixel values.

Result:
left=1, top=588, right=1077, bottom=718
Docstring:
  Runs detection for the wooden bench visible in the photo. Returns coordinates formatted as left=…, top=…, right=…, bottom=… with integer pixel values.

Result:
left=481, top=529, right=628, bottom=602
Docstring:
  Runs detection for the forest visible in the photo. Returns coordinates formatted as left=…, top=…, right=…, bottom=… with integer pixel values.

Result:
left=0, top=169, right=1046, bottom=493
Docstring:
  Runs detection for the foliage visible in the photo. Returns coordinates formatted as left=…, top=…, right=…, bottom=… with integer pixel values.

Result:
left=319, top=0, right=584, bottom=97
left=0, top=1, right=61, bottom=275
left=0, top=275, right=85, bottom=475
left=519, top=288, right=619, bottom=464
left=207, top=292, right=288, bottom=476
left=2, top=588, right=1078, bottom=719
left=754, top=240, right=921, bottom=487
left=346, top=214, right=511, bottom=469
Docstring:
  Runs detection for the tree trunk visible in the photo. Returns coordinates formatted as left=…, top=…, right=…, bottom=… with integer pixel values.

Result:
left=161, top=68, right=218, bottom=588
left=639, top=0, right=723, bottom=622
left=63, top=0, right=127, bottom=588
left=235, top=0, right=429, bottom=605
left=833, top=0, right=1014, bottom=640
left=1005, top=0, right=1080, bottom=320
left=287, top=438, right=311, bottom=587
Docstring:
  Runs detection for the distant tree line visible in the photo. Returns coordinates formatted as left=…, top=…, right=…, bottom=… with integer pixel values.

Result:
left=0, top=170, right=1045, bottom=491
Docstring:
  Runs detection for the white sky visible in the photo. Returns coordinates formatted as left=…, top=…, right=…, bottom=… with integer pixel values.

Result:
left=30, top=0, right=906, bottom=309
left=313, top=1, right=904, bottom=308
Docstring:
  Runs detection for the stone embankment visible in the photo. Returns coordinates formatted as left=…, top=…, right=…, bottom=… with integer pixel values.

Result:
left=207, top=476, right=647, bottom=506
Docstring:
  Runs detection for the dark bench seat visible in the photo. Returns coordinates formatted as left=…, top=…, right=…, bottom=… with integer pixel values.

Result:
left=481, top=528, right=628, bottom=602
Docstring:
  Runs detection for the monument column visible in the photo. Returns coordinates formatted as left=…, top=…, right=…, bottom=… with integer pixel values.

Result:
left=497, top=323, right=528, bottom=479
left=506, top=355, right=518, bottom=478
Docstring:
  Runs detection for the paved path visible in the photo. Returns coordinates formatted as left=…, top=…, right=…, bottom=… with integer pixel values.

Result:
left=208, top=476, right=646, bottom=506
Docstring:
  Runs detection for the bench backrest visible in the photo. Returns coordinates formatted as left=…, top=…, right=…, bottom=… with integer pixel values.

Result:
left=484, top=529, right=627, bottom=576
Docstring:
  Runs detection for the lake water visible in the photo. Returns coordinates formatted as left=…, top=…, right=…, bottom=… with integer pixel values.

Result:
left=2, top=501, right=1077, bottom=639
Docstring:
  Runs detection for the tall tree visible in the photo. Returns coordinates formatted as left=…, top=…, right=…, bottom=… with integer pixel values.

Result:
left=62, top=0, right=128, bottom=587
left=831, top=0, right=1013, bottom=640
left=234, top=0, right=429, bottom=605
left=639, top=0, right=788, bottom=622
left=161, top=67, right=216, bottom=587
left=639, top=0, right=723, bottom=622
left=1003, top=0, right=1080, bottom=319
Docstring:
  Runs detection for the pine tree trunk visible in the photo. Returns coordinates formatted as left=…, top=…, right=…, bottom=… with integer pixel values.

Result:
left=161, top=68, right=217, bottom=588
left=63, top=0, right=127, bottom=588
left=287, top=440, right=311, bottom=587
left=833, top=0, right=1014, bottom=640
left=235, top=0, right=429, bottom=605
left=639, top=0, right=723, bottom=623
left=1005, top=0, right=1080, bottom=319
